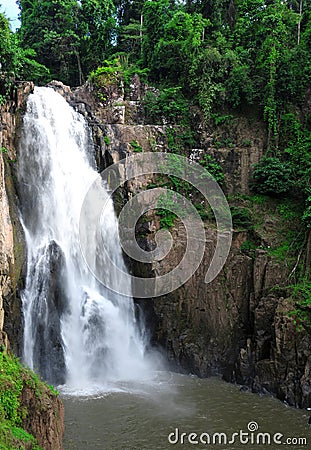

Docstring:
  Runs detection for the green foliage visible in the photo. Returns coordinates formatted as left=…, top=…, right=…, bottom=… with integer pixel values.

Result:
left=90, top=58, right=149, bottom=99
left=149, top=156, right=191, bottom=228
left=0, top=352, right=24, bottom=425
left=252, top=157, right=294, bottom=196
left=117, top=18, right=144, bottom=64
left=152, top=10, right=209, bottom=83
left=287, top=279, right=311, bottom=332
left=0, top=350, right=57, bottom=449
left=129, top=140, right=142, bottom=152
left=302, top=196, right=311, bottom=228
left=142, top=87, right=194, bottom=151
left=241, top=239, right=257, bottom=253
left=104, top=136, right=111, bottom=146
left=11, top=425, right=39, bottom=445
left=9, top=0, right=311, bottom=149
left=79, top=0, right=116, bottom=77
left=193, top=203, right=212, bottom=221
left=0, top=421, right=41, bottom=450
left=157, top=190, right=180, bottom=229
left=225, top=63, right=255, bottom=108
left=0, top=11, right=49, bottom=97
left=0, top=351, right=43, bottom=448
left=278, top=200, right=302, bottom=221
left=233, top=0, right=298, bottom=142
left=142, top=87, right=190, bottom=125
left=231, top=206, right=252, bottom=230
left=282, top=115, right=311, bottom=196
left=250, top=194, right=270, bottom=205
left=188, top=46, right=228, bottom=119
left=241, top=139, right=252, bottom=147
left=142, top=0, right=175, bottom=72
left=89, top=59, right=121, bottom=82
left=151, top=151, right=224, bottom=227
left=17, top=0, right=81, bottom=84
left=17, top=0, right=117, bottom=84
left=165, top=126, right=194, bottom=154
left=268, top=242, right=292, bottom=261
left=157, top=209, right=177, bottom=229
left=199, top=154, right=225, bottom=185
left=46, top=384, right=59, bottom=397
left=211, top=113, right=234, bottom=126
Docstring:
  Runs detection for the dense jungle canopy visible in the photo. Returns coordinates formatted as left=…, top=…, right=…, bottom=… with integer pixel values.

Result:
left=1, top=1, right=311, bottom=218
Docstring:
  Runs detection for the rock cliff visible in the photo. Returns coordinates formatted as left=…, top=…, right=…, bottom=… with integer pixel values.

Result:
left=0, top=82, right=32, bottom=352
left=0, top=83, right=65, bottom=449
left=66, top=74, right=311, bottom=409
left=13, top=78, right=311, bottom=411
left=20, top=378, right=64, bottom=450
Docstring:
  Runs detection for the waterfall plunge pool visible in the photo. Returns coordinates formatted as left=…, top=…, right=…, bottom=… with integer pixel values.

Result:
left=62, top=373, right=310, bottom=450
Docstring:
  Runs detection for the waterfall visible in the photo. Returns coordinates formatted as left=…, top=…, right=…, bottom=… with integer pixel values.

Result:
left=17, top=87, right=153, bottom=390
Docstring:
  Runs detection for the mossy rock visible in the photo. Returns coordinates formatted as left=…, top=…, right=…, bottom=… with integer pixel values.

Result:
left=0, top=350, right=63, bottom=449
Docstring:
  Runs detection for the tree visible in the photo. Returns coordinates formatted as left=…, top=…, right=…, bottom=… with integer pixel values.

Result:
left=252, top=157, right=294, bottom=196
left=234, top=0, right=298, bottom=146
left=78, top=0, right=117, bottom=76
left=113, top=0, right=145, bottom=26
left=185, top=0, right=233, bottom=30
left=117, top=18, right=144, bottom=63
left=153, top=10, right=208, bottom=82
left=17, top=0, right=80, bottom=85
left=142, top=0, right=176, bottom=72
left=0, top=12, right=13, bottom=72
left=112, top=0, right=146, bottom=62
left=0, top=11, right=49, bottom=99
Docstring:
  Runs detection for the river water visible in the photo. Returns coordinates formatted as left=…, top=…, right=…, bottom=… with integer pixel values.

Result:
left=62, top=373, right=310, bottom=450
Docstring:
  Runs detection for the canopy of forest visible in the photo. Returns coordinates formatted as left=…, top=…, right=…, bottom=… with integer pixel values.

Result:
left=1, top=0, right=311, bottom=213
left=0, top=1, right=309, bottom=116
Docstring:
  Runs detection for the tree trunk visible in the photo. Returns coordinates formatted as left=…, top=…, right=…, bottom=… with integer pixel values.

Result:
left=298, top=0, right=303, bottom=45
left=140, top=14, right=143, bottom=56
left=74, top=49, right=84, bottom=86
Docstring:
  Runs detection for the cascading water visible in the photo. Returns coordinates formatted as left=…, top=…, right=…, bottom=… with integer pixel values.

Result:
left=17, top=87, right=153, bottom=390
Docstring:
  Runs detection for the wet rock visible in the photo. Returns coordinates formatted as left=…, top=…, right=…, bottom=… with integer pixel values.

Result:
left=0, top=82, right=32, bottom=353
left=21, top=383, right=64, bottom=450
left=31, top=240, right=68, bottom=385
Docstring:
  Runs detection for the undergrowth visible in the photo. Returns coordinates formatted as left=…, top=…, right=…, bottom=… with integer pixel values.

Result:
left=0, top=349, right=58, bottom=449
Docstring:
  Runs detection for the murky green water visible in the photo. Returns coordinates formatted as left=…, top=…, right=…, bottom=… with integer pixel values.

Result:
left=62, top=373, right=311, bottom=450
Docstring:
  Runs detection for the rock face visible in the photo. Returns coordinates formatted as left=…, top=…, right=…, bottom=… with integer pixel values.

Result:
left=20, top=382, right=64, bottom=450
left=0, top=151, right=12, bottom=350
left=0, top=83, right=65, bottom=448
left=29, top=240, right=68, bottom=386
left=58, top=76, right=311, bottom=408
left=198, top=114, right=266, bottom=194
left=150, top=225, right=311, bottom=408
left=0, top=82, right=33, bottom=352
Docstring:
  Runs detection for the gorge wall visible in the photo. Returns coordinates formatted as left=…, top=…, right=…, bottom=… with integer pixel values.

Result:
left=64, top=74, right=311, bottom=409
left=1, top=75, right=310, bottom=436
left=0, top=83, right=29, bottom=353
left=0, top=84, right=64, bottom=449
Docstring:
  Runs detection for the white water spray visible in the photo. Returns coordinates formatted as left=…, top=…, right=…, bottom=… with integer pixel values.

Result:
left=17, top=87, right=154, bottom=390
